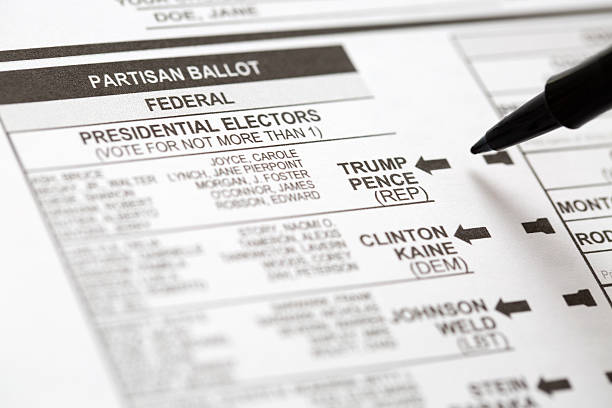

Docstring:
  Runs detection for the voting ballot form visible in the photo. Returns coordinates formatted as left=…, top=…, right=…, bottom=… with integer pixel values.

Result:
left=4, top=1, right=612, bottom=407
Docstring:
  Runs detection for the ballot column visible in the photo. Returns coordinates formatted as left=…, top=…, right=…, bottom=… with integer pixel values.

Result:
left=0, top=46, right=470, bottom=406
left=455, top=25, right=612, bottom=306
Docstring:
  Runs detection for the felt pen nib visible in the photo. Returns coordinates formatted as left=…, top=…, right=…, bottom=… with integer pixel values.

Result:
left=470, top=136, right=492, bottom=154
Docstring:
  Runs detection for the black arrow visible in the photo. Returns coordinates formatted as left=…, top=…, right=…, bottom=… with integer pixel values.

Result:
left=495, top=298, right=531, bottom=318
left=415, top=156, right=451, bottom=174
left=538, top=377, right=571, bottom=396
left=522, top=218, right=555, bottom=234
left=454, top=225, right=491, bottom=244
left=605, top=371, right=612, bottom=383
left=563, top=289, right=597, bottom=307
left=483, top=151, right=513, bottom=165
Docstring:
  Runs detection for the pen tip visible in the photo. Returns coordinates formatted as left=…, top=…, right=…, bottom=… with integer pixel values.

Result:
left=470, top=136, right=492, bottom=154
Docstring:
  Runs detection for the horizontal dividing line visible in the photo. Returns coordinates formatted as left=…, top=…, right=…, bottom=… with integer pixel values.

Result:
left=26, top=131, right=395, bottom=173
left=523, top=141, right=612, bottom=154
left=63, top=198, right=434, bottom=245
left=145, top=4, right=467, bottom=30
left=97, top=270, right=469, bottom=324
left=3, top=7, right=612, bottom=62
left=82, top=271, right=476, bottom=286
left=582, top=248, right=612, bottom=255
left=137, top=0, right=325, bottom=10
left=86, top=270, right=475, bottom=289
left=126, top=347, right=510, bottom=399
left=545, top=182, right=612, bottom=191
left=466, top=45, right=595, bottom=62
left=565, top=214, right=612, bottom=223
left=455, top=18, right=612, bottom=40
left=9, top=95, right=372, bottom=134
left=602, top=283, right=612, bottom=288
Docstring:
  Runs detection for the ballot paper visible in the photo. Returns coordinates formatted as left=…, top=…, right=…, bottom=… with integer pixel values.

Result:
left=3, top=1, right=612, bottom=407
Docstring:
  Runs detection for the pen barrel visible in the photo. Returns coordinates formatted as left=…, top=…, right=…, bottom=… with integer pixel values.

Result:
left=545, top=44, right=612, bottom=129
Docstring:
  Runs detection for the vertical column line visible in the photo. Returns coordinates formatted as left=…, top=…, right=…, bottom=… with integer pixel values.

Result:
left=450, top=35, right=612, bottom=308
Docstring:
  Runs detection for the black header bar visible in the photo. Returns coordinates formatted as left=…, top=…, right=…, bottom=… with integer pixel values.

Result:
left=0, top=46, right=355, bottom=104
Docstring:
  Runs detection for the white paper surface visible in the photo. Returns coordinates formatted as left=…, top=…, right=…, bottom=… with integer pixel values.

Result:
left=2, top=2, right=612, bottom=407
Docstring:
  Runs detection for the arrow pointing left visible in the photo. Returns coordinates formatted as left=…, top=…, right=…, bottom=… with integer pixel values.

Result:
left=454, top=225, right=491, bottom=244
left=538, top=377, right=571, bottom=396
left=495, top=298, right=531, bottom=318
left=415, top=156, right=451, bottom=174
